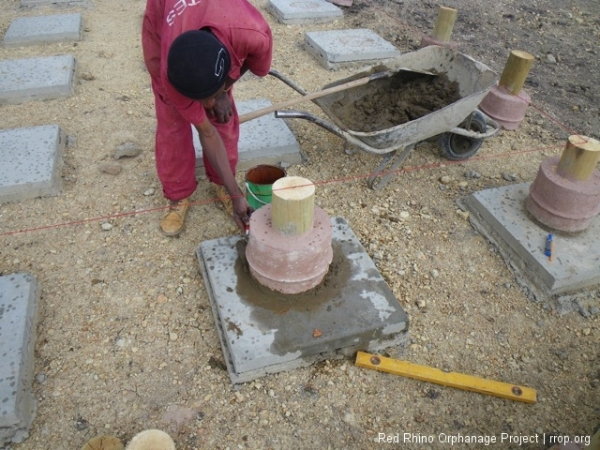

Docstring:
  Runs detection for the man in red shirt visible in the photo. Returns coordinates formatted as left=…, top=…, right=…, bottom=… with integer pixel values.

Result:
left=142, top=0, right=273, bottom=236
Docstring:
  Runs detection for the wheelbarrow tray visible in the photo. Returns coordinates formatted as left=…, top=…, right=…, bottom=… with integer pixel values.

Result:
left=312, top=45, right=498, bottom=152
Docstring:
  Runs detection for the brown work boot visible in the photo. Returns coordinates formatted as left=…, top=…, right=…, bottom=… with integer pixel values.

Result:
left=160, top=198, right=190, bottom=236
left=214, top=184, right=234, bottom=216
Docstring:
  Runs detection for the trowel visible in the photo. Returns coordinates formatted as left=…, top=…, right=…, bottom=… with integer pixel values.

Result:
left=235, top=221, right=250, bottom=271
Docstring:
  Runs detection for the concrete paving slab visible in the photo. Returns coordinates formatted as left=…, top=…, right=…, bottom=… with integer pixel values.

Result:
left=267, top=0, right=343, bottom=25
left=194, top=98, right=302, bottom=176
left=304, top=28, right=401, bottom=70
left=197, top=216, right=409, bottom=385
left=0, top=55, right=75, bottom=104
left=460, top=183, right=600, bottom=310
left=3, top=13, right=82, bottom=47
left=0, top=125, right=64, bottom=204
left=0, top=273, right=40, bottom=446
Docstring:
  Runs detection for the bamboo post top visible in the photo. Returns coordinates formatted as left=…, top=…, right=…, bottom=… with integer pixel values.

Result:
left=271, top=176, right=316, bottom=236
left=557, top=135, right=600, bottom=181
left=432, top=6, right=458, bottom=42
left=499, top=50, right=535, bottom=95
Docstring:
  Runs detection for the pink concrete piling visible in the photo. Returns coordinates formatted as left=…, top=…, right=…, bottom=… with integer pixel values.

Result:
left=527, top=135, right=600, bottom=232
left=479, top=50, right=534, bottom=130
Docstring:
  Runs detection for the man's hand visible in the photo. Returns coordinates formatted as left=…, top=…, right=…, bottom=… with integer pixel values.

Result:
left=232, top=195, right=253, bottom=231
left=208, top=91, right=233, bottom=123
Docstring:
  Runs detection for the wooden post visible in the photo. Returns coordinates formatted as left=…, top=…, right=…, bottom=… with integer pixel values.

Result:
left=432, top=6, right=458, bottom=42
left=499, top=50, right=535, bottom=95
left=271, top=176, right=315, bottom=236
left=556, top=135, right=600, bottom=181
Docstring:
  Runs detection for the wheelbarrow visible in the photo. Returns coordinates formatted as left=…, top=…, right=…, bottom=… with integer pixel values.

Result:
left=242, top=45, right=500, bottom=190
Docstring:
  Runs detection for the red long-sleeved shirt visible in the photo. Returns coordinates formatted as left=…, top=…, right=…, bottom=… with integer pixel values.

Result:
left=142, top=0, right=273, bottom=124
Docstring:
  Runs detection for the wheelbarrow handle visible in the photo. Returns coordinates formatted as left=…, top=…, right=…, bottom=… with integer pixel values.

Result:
left=267, top=69, right=308, bottom=95
left=448, top=110, right=501, bottom=139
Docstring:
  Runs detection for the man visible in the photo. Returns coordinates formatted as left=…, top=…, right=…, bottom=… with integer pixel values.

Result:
left=142, top=0, right=273, bottom=236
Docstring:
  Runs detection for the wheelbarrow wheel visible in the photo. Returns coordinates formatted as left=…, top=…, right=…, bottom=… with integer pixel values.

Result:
left=439, top=110, right=486, bottom=161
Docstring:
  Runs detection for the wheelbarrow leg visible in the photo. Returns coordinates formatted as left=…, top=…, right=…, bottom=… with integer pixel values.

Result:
left=367, top=144, right=415, bottom=190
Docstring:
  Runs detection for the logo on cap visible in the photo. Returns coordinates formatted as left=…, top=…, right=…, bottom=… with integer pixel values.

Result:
left=215, top=48, right=226, bottom=77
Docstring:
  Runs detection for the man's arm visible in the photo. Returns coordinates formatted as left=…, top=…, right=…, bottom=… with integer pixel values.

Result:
left=194, top=118, right=251, bottom=229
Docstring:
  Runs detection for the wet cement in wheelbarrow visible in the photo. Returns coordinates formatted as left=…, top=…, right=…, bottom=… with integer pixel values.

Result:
left=332, top=72, right=460, bottom=132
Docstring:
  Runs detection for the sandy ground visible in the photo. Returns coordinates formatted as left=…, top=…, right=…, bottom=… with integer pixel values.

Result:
left=1, top=0, right=599, bottom=449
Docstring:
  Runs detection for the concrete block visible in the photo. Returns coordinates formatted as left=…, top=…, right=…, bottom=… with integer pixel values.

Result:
left=267, top=0, right=343, bottom=25
left=0, top=55, right=75, bottom=104
left=304, top=28, right=401, bottom=70
left=461, top=183, right=600, bottom=302
left=194, top=98, right=302, bottom=176
left=197, top=216, right=409, bottom=385
left=0, top=125, right=64, bottom=204
left=4, top=13, right=82, bottom=47
left=0, top=273, right=40, bottom=446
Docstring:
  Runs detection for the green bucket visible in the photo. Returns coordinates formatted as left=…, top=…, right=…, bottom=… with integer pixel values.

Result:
left=245, top=164, right=287, bottom=210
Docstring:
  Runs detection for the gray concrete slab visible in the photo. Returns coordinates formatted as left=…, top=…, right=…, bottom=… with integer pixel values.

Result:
left=0, top=125, right=64, bottom=204
left=197, top=216, right=409, bottom=385
left=0, top=273, right=40, bottom=446
left=0, top=55, right=75, bottom=104
left=304, top=28, right=401, bottom=70
left=460, top=183, right=600, bottom=311
left=194, top=98, right=302, bottom=176
left=4, top=13, right=82, bottom=47
left=267, top=0, right=343, bottom=25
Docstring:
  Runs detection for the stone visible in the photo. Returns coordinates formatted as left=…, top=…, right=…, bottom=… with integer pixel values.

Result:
left=114, top=141, right=142, bottom=160
left=98, top=163, right=122, bottom=175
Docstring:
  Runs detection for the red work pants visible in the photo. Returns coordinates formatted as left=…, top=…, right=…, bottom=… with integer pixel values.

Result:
left=151, top=76, right=240, bottom=201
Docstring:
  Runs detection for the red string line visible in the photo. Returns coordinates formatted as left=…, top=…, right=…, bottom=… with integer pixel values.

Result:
left=0, top=144, right=562, bottom=238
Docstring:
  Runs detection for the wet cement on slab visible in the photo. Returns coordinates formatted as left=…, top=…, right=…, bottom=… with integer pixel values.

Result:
left=197, top=216, right=409, bottom=385
left=460, top=183, right=600, bottom=313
